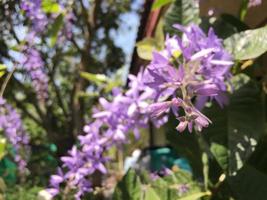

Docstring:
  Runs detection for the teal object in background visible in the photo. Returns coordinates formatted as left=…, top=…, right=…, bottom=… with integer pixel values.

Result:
left=0, top=157, right=17, bottom=184
left=149, top=147, right=192, bottom=173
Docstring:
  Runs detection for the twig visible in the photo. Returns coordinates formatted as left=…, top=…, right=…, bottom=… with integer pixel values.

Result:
left=0, top=65, right=16, bottom=97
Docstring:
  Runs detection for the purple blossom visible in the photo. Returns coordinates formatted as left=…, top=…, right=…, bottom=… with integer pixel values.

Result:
left=20, top=0, right=73, bottom=44
left=20, top=47, right=49, bottom=101
left=20, top=1, right=74, bottom=101
left=178, top=184, right=190, bottom=196
left=248, top=0, right=262, bottom=7
left=20, top=0, right=48, bottom=33
left=150, top=168, right=173, bottom=181
left=48, top=24, right=233, bottom=198
left=0, top=98, right=30, bottom=174
left=144, top=24, right=233, bottom=132
left=48, top=69, right=160, bottom=198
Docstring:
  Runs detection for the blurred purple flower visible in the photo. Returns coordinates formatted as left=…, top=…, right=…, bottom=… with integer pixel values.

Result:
left=0, top=98, right=30, bottom=174
left=178, top=184, right=189, bottom=196
left=20, top=47, right=49, bottom=101
left=248, top=0, right=262, bottom=7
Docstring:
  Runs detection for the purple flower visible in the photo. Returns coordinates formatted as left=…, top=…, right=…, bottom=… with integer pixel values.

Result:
left=144, top=24, right=233, bottom=132
left=178, top=184, right=189, bottom=196
left=48, top=24, right=233, bottom=198
left=20, top=47, right=49, bottom=101
left=0, top=98, right=30, bottom=174
left=20, top=0, right=48, bottom=34
left=248, top=0, right=262, bottom=7
left=20, top=1, right=75, bottom=102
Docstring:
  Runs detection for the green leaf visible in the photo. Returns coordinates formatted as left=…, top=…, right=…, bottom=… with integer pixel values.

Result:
left=0, top=138, right=6, bottom=160
left=210, top=143, right=228, bottom=171
left=144, top=187, right=161, bottom=200
left=203, top=74, right=265, bottom=174
left=0, top=178, right=6, bottom=193
left=228, top=164, right=267, bottom=200
left=0, top=64, right=7, bottom=71
left=47, top=14, right=64, bottom=47
left=224, top=25, right=267, bottom=60
left=136, top=38, right=162, bottom=60
left=80, top=72, right=107, bottom=85
left=0, top=71, right=5, bottom=78
left=104, top=79, right=122, bottom=93
left=149, top=170, right=202, bottom=200
left=42, top=0, right=61, bottom=13
left=0, top=64, right=6, bottom=78
left=178, top=191, right=211, bottom=200
left=164, top=0, right=199, bottom=35
left=152, top=0, right=173, bottom=10
left=221, top=14, right=249, bottom=32
left=112, top=169, right=142, bottom=200
left=150, top=178, right=169, bottom=200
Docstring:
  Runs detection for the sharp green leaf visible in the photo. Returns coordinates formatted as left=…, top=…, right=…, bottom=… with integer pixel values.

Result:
left=203, top=74, right=265, bottom=174
left=224, top=25, right=267, bottom=60
left=112, top=169, right=142, bottom=200
left=229, top=164, right=267, bottom=200
left=210, top=143, right=228, bottom=171
left=164, top=0, right=199, bottom=35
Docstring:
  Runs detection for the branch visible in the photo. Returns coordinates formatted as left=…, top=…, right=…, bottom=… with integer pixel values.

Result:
left=0, top=65, right=16, bottom=97
left=70, top=37, right=82, bottom=53
left=14, top=98, right=43, bottom=126
left=12, top=76, right=45, bottom=119
left=47, top=51, right=70, bottom=119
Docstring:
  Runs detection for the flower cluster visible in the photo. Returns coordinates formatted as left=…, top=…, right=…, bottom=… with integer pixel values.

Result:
left=20, top=0, right=74, bottom=100
left=20, top=47, right=49, bottom=100
left=20, top=0, right=48, bottom=34
left=47, top=68, right=167, bottom=199
left=0, top=98, right=30, bottom=174
left=20, top=0, right=49, bottom=101
left=48, top=24, right=233, bottom=199
left=144, top=24, right=233, bottom=132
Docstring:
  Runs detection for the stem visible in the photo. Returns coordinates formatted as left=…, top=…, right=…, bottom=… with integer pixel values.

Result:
left=239, top=0, right=249, bottom=21
left=202, top=152, right=209, bottom=191
left=195, top=131, right=212, bottom=191
left=0, top=65, right=16, bottom=97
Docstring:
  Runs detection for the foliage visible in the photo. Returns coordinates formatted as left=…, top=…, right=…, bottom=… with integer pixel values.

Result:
left=1, top=0, right=267, bottom=200
left=0, top=0, right=135, bottom=158
left=224, top=25, right=267, bottom=60
left=5, top=185, right=42, bottom=200
left=113, top=169, right=207, bottom=200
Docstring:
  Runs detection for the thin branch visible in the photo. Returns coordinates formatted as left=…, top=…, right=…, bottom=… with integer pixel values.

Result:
left=10, top=27, right=20, bottom=44
left=14, top=98, right=43, bottom=126
left=50, top=75, right=69, bottom=118
left=70, top=37, right=82, bottom=53
left=48, top=51, right=70, bottom=119
left=0, top=65, right=16, bottom=97
left=12, top=77, right=45, bottom=119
